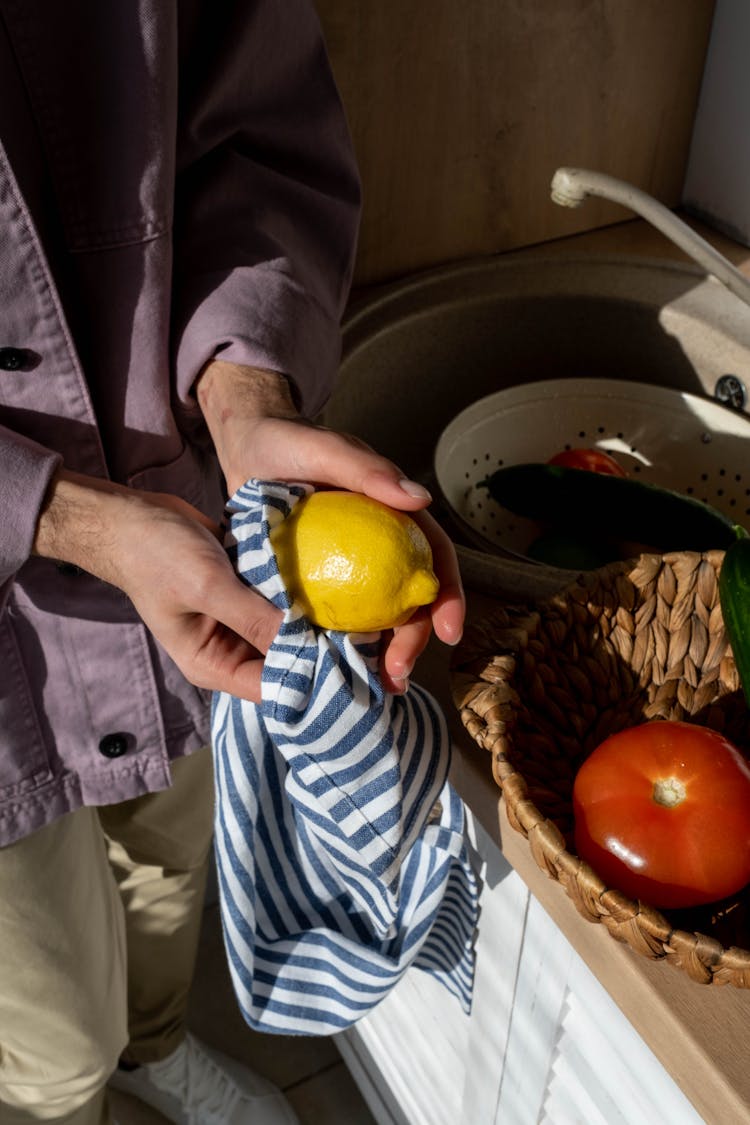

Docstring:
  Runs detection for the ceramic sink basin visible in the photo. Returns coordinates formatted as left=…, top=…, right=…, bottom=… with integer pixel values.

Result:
left=323, top=254, right=750, bottom=487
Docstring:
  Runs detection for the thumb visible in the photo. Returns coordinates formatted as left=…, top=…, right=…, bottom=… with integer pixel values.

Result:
left=211, top=575, right=284, bottom=658
left=182, top=581, right=283, bottom=703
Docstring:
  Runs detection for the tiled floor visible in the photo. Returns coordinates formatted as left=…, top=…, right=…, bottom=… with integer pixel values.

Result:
left=108, top=903, right=378, bottom=1125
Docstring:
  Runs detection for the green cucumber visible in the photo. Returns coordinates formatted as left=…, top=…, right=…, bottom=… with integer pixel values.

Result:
left=479, top=463, right=738, bottom=552
left=719, top=528, right=750, bottom=706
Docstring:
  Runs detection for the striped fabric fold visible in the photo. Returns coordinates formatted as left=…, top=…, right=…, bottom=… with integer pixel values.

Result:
left=210, top=480, right=478, bottom=1035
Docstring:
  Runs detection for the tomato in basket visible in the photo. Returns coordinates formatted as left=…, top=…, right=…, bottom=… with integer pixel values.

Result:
left=573, top=720, right=750, bottom=909
left=547, top=448, right=627, bottom=476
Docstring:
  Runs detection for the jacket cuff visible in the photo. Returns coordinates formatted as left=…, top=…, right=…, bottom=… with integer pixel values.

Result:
left=174, top=265, right=343, bottom=421
left=0, top=426, right=62, bottom=589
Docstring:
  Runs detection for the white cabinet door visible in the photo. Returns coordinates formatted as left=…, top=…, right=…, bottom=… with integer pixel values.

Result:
left=339, top=809, right=706, bottom=1125
left=509, top=896, right=705, bottom=1125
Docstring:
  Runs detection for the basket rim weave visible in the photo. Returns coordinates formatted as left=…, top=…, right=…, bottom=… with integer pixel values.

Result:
left=451, top=549, right=750, bottom=988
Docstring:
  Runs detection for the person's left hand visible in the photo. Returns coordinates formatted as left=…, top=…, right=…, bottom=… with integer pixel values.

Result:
left=195, top=360, right=465, bottom=693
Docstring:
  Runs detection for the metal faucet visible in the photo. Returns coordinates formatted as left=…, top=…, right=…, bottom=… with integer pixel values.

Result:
left=550, top=167, right=750, bottom=312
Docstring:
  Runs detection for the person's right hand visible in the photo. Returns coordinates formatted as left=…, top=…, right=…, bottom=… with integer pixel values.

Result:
left=33, top=469, right=282, bottom=700
left=195, top=360, right=465, bottom=693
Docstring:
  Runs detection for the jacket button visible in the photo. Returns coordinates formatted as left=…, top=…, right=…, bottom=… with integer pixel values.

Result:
left=98, top=732, right=130, bottom=759
left=0, top=347, right=28, bottom=371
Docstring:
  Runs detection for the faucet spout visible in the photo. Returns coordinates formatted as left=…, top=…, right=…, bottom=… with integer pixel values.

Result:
left=550, top=167, right=750, bottom=312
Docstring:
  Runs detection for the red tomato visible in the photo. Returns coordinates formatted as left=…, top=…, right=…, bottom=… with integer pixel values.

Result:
left=573, top=721, right=750, bottom=909
left=548, top=448, right=627, bottom=476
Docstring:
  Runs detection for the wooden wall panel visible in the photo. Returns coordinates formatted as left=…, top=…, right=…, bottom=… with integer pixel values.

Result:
left=316, top=1, right=716, bottom=285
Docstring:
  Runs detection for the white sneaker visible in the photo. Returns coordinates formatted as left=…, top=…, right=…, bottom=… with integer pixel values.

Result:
left=108, top=1033, right=299, bottom=1125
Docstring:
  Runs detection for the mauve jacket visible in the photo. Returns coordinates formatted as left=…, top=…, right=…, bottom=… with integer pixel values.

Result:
left=0, top=0, right=361, bottom=844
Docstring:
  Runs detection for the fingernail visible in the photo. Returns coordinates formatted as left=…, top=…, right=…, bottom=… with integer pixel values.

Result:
left=392, top=677, right=410, bottom=694
left=399, top=478, right=432, bottom=501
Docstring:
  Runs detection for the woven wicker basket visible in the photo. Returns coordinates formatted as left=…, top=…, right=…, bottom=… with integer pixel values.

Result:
left=451, top=549, right=750, bottom=987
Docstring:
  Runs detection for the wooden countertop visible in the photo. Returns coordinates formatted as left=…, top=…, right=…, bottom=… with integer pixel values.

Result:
left=416, top=216, right=750, bottom=1125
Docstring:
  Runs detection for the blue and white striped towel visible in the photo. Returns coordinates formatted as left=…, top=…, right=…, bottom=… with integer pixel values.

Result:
left=210, top=480, right=478, bottom=1035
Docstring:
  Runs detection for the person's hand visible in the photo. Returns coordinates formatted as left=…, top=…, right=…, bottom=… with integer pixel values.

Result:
left=196, top=361, right=465, bottom=692
left=33, top=471, right=282, bottom=700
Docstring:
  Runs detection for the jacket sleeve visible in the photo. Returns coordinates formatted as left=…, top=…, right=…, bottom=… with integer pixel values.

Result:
left=0, top=426, right=61, bottom=593
left=171, top=0, right=361, bottom=419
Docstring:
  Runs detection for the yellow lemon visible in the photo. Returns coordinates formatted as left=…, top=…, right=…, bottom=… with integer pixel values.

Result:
left=270, top=490, right=439, bottom=631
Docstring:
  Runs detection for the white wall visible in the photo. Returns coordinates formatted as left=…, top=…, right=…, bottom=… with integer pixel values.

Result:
left=683, top=0, right=750, bottom=247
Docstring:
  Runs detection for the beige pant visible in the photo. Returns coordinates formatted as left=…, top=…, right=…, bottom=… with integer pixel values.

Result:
left=0, top=748, right=215, bottom=1124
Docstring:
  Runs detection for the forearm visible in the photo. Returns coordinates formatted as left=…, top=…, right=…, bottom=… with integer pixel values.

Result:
left=196, top=361, right=297, bottom=431
left=195, top=361, right=300, bottom=496
left=32, top=469, right=206, bottom=589
left=32, top=469, right=131, bottom=582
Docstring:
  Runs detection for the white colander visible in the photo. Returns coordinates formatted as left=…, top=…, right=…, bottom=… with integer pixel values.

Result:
left=434, top=378, right=750, bottom=558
